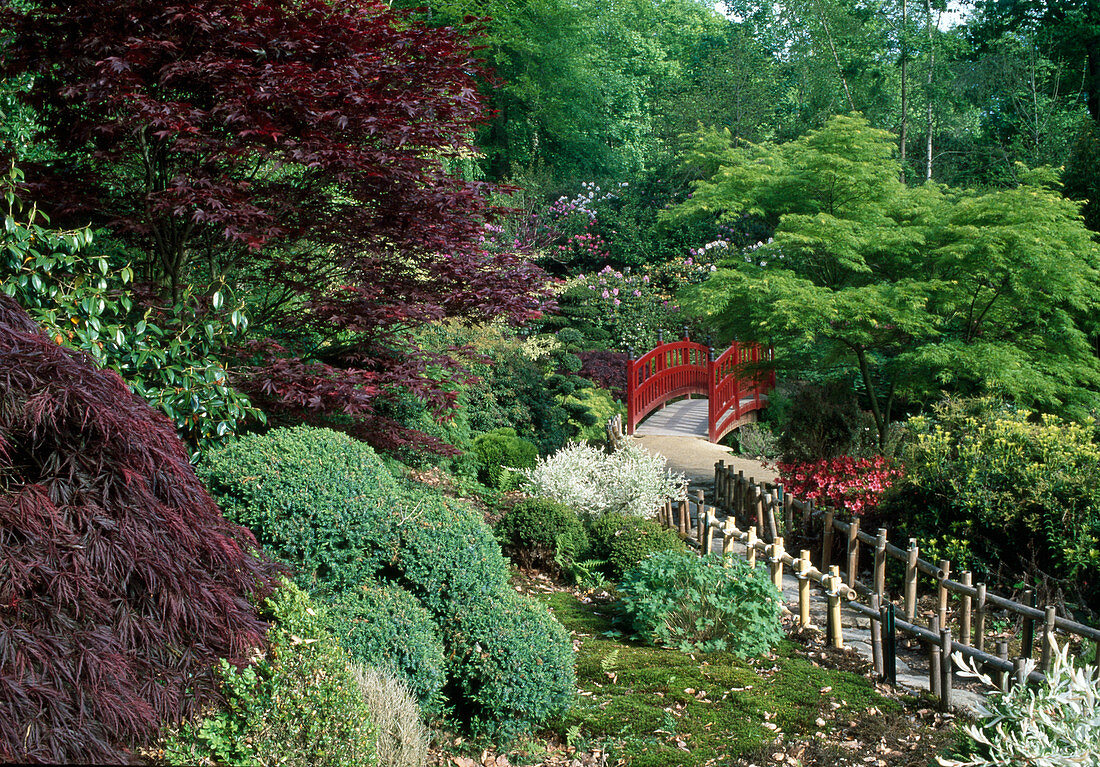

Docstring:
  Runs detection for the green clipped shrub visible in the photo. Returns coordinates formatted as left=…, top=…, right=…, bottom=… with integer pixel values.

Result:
left=164, top=581, right=378, bottom=767
left=619, top=551, right=784, bottom=656
left=590, top=512, right=687, bottom=580
left=199, top=426, right=403, bottom=590
left=471, top=427, right=539, bottom=489
left=448, top=591, right=576, bottom=740
left=326, top=583, right=447, bottom=718
left=563, top=386, right=625, bottom=443
left=495, top=497, right=590, bottom=572
left=396, top=490, right=511, bottom=617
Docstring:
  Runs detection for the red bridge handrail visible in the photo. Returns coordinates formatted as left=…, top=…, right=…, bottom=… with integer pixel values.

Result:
left=626, top=333, right=774, bottom=443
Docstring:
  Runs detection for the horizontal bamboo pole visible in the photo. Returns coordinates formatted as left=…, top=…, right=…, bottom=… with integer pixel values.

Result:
left=690, top=478, right=1100, bottom=647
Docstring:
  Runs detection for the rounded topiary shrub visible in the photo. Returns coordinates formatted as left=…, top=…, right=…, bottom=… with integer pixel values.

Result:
left=590, top=512, right=687, bottom=580
left=448, top=591, right=576, bottom=740
left=619, top=551, right=784, bottom=656
left=326, top=583, right=447, bottom=718
left=396, top=490, right=511, bottom=617
left=198, top=426, right=403, bottom=590
left=470, top=427, right=539, bottom=490
left=165, top=581, right=378, bottom=767
left=495, top=497, right=589, bottom=572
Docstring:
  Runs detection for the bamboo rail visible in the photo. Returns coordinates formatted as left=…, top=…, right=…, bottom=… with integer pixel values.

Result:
left=658, top=467, right=1100, bottom=710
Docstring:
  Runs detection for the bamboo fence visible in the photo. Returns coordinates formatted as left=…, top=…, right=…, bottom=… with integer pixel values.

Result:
left=648, top=461, right=1100, bottom=711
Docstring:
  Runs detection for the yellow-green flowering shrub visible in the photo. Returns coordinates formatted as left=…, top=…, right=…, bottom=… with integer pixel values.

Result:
left=882, top=399, right=1100, bottom=598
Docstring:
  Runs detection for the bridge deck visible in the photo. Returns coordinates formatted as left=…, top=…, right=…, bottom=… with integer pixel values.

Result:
left=634, top=396, right=761, bottom=438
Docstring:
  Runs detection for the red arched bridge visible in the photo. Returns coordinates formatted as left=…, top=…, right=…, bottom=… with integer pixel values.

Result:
left=627, top=331, right=774, bottom=443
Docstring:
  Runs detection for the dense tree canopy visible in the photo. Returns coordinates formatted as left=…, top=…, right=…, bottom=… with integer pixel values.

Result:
left=3, top=0, right=548, bottom=451
left=670, top=115, right=1100, bottom=445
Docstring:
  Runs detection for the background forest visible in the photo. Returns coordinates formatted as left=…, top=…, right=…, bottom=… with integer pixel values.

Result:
left=2, top=0, right=1100, bottom=764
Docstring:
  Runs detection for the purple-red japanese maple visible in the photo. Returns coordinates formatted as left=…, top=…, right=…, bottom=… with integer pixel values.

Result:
left=0, top=296, right=280, bottom=764
left=4, top=0, right=549, bottom=450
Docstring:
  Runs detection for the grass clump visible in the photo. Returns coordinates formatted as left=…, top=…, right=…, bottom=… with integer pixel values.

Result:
left=352, top=665, right=429, bottom=767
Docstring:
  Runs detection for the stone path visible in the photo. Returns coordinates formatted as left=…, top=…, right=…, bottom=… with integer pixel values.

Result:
left=634, top=434, right=986, bottom=715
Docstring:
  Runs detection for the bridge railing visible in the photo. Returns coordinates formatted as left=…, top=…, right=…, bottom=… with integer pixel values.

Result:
left=626, top=331, right=773, bottom=439
left=627, top=336, right=710, bottom=432
left=708, top=342, right=775, bottom=443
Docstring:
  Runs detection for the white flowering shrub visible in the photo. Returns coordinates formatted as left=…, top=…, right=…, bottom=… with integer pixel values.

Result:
left=939, top=645, right=1100, bottom=767
left=520, top=441, right=687, bottom=518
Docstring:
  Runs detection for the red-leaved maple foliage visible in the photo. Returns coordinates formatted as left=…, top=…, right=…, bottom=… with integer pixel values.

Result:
left=0, top=296, right=280, bottom=763
left=3, top=0, right=549, bottom=452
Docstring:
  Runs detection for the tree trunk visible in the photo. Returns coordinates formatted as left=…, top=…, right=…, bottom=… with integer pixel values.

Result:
left=899, top=0, right=908, bottom=182
left=853, top=345, right=891, bottom=450
left=813, top=0, right=855, bottom=112
left=924, top=0, right=935, bottom=181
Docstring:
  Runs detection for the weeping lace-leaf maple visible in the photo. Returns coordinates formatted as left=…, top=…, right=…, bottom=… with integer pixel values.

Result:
left=0, top=296, right=279, bottom=764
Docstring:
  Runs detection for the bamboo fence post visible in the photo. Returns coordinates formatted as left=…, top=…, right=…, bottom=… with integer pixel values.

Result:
left=996, top=639, right=1009, bottom=691
left=870, top=594, right=883, bottom=676
left=1040, top=606, right=1057, bottom=674
left=1012, top=658, right=1027, bottom=690
left=782, top=487, right=794, bottom=538
left=722, top=518, right=737, bottom=557
left=881, top=602, right=897, bottom=687
left=904, top=539, right=919, bottom=622
left=929, top=615, right=942, bottom=698
left=703, top=507, right=715, bottom=556
left=798, top=549, right=811, bottom=627
left=874, top=528, right=887, bottom=602
left=845, top=517, right=861, bottom=589
left=678, top=498, right=688, bottom=536
left=936, top=560, right=951, bottom=630
left=730, top=471, right=738, bottom=518
left=746, top=528, right=758, bottom=568
left=801, top=498, right=813, bottom=533
left=940, top=628, right=953, bottom=711
left=734, top=470, right=742, bottom=520
left=822, top=510, right=835, bottom=570
left=755, top=487, right=766, bottom=540
left=695, top=490, right=706, bottom=550
left=959, top=571, right=973, bottom=647
left=1021, top=589, right=1036, bottom=659
left=715, top=461, right=725, bottom=508
left=974, top=583, right=988, bottom=653
left=764, top=493, right=779, bottom=542
left=770, top=536, right=785, bottom=591
left=827, top=566, right=844, bottom=649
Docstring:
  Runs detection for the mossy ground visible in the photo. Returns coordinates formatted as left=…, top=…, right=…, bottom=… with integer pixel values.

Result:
left=428, top=580, right=962, bottom=767
left=543, top=591, right=895, bottom=767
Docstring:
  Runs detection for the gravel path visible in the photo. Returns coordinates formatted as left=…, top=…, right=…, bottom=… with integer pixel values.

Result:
left=633, top=434, right=777, bottom=492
